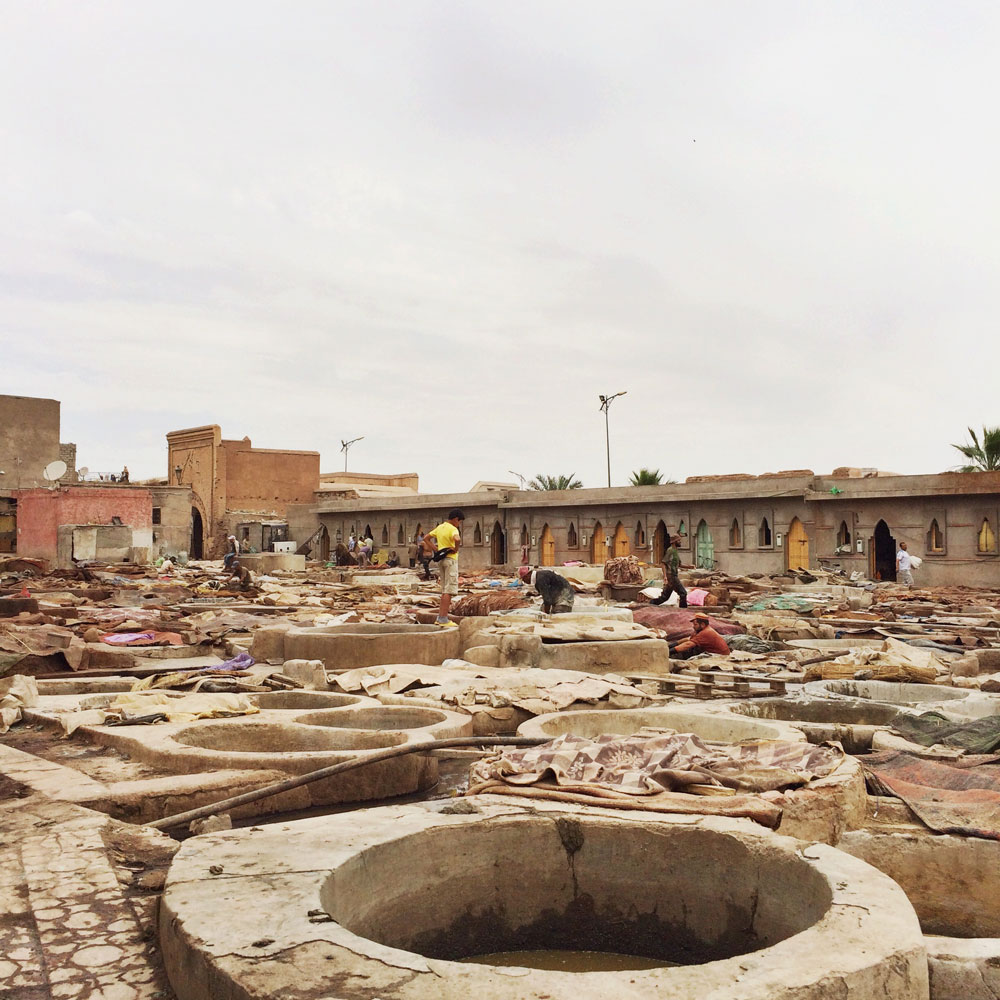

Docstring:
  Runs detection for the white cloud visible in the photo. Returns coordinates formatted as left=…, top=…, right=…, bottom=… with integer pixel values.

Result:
left=1, top=2, right=999, bottom=491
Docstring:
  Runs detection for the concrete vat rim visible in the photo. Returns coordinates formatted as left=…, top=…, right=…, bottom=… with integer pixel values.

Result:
left=159, top=803, right=929, bottom=1000
left=516, top=705, right=808, bottom=744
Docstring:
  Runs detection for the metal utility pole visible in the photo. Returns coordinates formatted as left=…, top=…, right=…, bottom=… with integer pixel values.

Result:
left=508, top=470, right=528, bottom=489
left=598, top=392, right=627, bottom=487
left=340, top=436, right=364, bottom=472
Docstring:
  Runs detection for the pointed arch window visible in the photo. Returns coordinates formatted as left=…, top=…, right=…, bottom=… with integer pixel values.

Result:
left=729, top=518, right=742, bottom=547
left=474, top=522, right=483, bottom=545
left=634, top=521, right=645, bottom=547
left=381, top=524, right=389, bottom=545
left=927, top=519, right=944, bottom=553
left=978, top=517, right=995, bottom=553
left=567, top=522, right=578, bottom=548
left=760, top=517, right=772, bottom=547
left=521, top=523, right=529, bottom=547
left=837, top=521, right=851, bottom=550
left=397, top=524, right=405, bottom=545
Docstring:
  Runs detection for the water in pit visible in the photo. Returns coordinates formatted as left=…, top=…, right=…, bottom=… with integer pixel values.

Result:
left=460, top=950, right=674, bottom=972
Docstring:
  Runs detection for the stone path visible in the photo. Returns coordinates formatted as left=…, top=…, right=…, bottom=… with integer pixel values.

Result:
left=0, top=744, right=177, bottom=1000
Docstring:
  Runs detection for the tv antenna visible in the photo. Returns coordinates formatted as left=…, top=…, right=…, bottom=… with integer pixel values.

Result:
left=340, top=436, right=364, bottom=472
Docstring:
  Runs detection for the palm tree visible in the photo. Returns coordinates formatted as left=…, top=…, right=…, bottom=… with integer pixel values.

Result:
left=629, top=468, right=662, bottom=486
left=528, top=473, right=583, bottom=490
left=952, top=426, right=1000, bottom=471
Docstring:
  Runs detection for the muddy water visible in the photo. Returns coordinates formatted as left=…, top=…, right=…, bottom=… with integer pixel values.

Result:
left=460, top=950, right=674, bottom=972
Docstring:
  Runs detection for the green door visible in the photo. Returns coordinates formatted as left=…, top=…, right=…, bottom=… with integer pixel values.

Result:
left=695, top=520, right=714, bottom=569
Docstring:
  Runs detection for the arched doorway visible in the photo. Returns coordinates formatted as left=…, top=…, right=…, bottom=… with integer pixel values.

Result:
left=653, top=520, right=668, bottom=564
left=591, top=521, right=607, bottom=564
left=319, top=526, right=330, bottom=562
left=540, top=524, right=556, bottom=566
left=612, top=522, right=630, bottom=557
left=786, top=517, right=809, bottom=571
left=871, top=520, right=896, bottom=581
left=491, top=521, right=506, bottom=564
left=695, top=519, right=714, bottom=569
left=190, top=507, right=204, bottom=559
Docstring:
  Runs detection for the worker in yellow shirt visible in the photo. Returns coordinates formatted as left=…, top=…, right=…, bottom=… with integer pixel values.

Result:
left=427, top=509, right=465, bottom=624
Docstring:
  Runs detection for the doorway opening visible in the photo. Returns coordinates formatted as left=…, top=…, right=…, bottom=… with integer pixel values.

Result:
left=871, top=520, right=896, bottom=581
left=786, top=517, right=809, bottom=571
left=190, top=507, right=204, bottom=559
left=491, top=521, right=506, bottom=564
left=695, top=520, right=714, bottom=569
left=652, top=520, right=668, bottom=565
left=612, top=521, right=630, bottom=557
left=540, top=524, right=556, bottom=565
left=591, top=521, right=607, bottom=563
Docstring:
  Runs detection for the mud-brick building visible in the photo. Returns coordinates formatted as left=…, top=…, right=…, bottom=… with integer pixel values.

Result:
left=1, top=393, right=78, bottom=557
left=9, top=484, right=153, bottom=567
left=298, top=470, right=1000, bottom=588
left=166, top=425, right=320, bottom=558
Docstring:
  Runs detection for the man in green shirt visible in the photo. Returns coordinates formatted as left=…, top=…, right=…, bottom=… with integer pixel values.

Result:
left=651, top=534, right=688, bottom=607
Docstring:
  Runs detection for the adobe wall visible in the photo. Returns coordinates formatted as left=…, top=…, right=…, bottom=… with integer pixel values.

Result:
left=312, top=474, right=1000, bottom=584
left=13, top=485, right=153, bottom=566
left=811, top=495, right=1000, bottom=587
left=0, top=395, right=61, bottom=492
left=319, top=471, right=419, bottom=490
left=221, top=439, right=319, bottom=516
left=167, top=425, right=224, bottom=554
left=318, top=502, right=502, bottom=571
left=150, top=486, right=197, bottom=558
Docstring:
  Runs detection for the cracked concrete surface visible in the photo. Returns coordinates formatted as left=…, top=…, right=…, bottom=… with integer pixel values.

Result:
left=0, top=746, right=177, bottom=1000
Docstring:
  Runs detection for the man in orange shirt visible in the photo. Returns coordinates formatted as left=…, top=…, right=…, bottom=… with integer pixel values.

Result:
left=671, top=612, right=730, bottom=659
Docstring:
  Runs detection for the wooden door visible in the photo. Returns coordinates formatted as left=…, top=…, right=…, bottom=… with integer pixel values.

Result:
left=0, top=511, right=15, bottom=554
left=695, top=520, right=714, bottom=569
left=591, top=521, right=607, bottom=563
left=612, top=522, right=630, bottom=557
left=652, top=521, right=668, bottom=565
left=540, top=524, right=556, bottom=566
left=786, top=517, right=809, bottom=571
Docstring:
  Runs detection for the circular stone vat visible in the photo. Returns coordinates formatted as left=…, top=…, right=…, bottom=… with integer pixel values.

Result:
left=839, top=829, right=1000, bottom=999
left=735, top=698, right=900, bottom=726
left=160, top=805, right=929, bottom=1000
left=173, top=721, right=406, bottom=753
left=251, top=691, right=365, bottom=710
left=518, top=707, right=866, bottom=844
left=328, top=817, right=831, bottom=964
left=787, top=638, right=886, bottom=652
left=732, top=698, right=901, bottom=753
left=78, top=690, right=189, bottom=711
left=36, top=678, right=136, bottom=696
left=294, top=706, right=452, bottom=731
left=279, top=622, right=463, bottom=669
left=808, top=680, right=969, bottom=705
left=518, top=706, right=806, bottom=744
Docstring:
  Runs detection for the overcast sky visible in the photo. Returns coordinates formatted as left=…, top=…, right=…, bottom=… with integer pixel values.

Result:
left=3, top=2, right=999, bottom=492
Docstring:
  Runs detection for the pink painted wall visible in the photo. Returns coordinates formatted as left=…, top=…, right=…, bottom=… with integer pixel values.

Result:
left=13, top=486, right=153, bottom=564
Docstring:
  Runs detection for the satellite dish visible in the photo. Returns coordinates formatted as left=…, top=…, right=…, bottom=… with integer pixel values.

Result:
left=43, top=460, right=68, bottom=482
left=78, top=467, right=89, bottom=479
